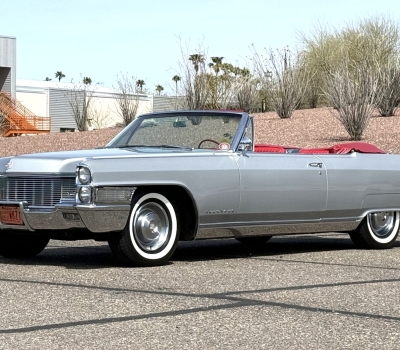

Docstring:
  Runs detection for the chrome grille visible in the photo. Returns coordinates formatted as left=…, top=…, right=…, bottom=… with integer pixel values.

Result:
left=0, top=176, right=76, bottom=207
left=0, top=177, right=5, bottom=201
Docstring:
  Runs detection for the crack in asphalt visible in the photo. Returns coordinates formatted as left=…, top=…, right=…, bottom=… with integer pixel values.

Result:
left=0, top=302, right=246, bottom=334
left=220, top=278, right=400, bottom=296
left=253, top=256, right=400, bottom=271
left=0, top=277, right=399, bottom=333
left=2, top=299, right=400, bottom=334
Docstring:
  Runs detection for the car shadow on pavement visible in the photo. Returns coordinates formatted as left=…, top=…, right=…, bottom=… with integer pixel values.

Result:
left=0, top=243, right=116, bottom=270
left=0, top=234, right=398, bottom=269
left=172, top=234, right=359, bottom=263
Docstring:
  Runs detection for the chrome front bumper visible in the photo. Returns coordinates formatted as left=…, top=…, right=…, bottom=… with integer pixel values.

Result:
left=0, top=201, right=131, bottom=233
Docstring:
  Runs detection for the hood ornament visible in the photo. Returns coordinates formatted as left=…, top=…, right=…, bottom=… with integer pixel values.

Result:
left=5, top=161, right=13, bottom=170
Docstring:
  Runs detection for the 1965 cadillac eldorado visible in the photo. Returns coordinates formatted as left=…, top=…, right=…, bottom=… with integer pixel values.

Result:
left=0, top=110, right=399, bottom=266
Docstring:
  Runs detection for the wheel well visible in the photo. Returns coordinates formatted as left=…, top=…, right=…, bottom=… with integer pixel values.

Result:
left=133, top=185, right=198, bottom=241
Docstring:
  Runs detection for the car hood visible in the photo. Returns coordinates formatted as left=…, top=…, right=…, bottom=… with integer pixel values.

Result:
left=0, top=147, right=202, bottom=175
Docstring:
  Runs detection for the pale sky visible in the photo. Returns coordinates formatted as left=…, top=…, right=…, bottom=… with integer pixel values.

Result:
left=1, top=0, right=399, bottom=94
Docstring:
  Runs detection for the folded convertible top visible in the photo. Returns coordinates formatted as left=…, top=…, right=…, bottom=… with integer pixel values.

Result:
left=254, top=142, right=386, bottom=154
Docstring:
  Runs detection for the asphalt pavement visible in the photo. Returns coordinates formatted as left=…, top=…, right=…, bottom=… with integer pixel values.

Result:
left=0, top=233, right=399, bottom=349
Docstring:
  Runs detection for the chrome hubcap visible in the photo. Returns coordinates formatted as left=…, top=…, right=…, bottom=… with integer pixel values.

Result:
left=133, top=202, right=170, bottom=252
left=368, top=211, right=395, bottom=237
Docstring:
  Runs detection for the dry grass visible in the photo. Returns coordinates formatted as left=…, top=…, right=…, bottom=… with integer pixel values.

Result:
left=1, top=107, right=400, bottom=157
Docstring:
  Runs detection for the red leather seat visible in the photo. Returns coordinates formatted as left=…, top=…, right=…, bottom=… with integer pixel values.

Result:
left=299, top=148, right=330, bottom=154
left=254, top=146, right=286, bottom=153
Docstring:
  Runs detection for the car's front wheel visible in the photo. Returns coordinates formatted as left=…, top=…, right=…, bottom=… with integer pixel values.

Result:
left=0, top=232, right=50, bottom=258
left=108, top=192, right=179, bottom=267
left=349, top=211, right=400, bottom=249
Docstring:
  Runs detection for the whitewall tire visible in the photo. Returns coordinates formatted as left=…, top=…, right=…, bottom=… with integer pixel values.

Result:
left=349, top=211, right=400, bottom=249
left=108, top=192, right=179, bottom=266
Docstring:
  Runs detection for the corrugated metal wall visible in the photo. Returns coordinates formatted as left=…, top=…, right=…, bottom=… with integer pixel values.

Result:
left=153, top=96, right=184, bottom=112
left=0, top=36, right=16, bottom=97
left=0, top=67, right=11, bottom=93
left=49, top=88, right=79, bottom=132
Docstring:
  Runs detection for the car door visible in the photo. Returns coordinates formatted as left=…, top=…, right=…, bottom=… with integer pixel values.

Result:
left=236, top=152, right=328, bottom=224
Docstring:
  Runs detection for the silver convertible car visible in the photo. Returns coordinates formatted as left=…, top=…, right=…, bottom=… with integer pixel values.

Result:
left=0, top=110, right=399, bottom=266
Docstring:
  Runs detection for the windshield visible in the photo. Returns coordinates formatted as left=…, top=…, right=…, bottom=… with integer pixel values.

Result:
left=107, top=113, right=243, bottom=150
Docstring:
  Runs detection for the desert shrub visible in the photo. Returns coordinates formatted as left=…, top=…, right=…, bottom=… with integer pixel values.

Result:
left=324, top=59, right=379, bottom=140
left=253, top=47, right=308, bottom=118
left=299, top=15, right=400, bottom=109
left=375, top=59, right=400, bottom=116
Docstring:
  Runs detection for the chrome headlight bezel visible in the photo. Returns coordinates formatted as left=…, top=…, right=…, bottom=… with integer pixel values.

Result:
left=78, top=186, right=92, bottom=204
left=77, top=166, right=92, bottom=185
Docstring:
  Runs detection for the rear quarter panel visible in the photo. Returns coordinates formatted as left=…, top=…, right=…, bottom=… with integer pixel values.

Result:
left=318, top=153, right=400, bottom=220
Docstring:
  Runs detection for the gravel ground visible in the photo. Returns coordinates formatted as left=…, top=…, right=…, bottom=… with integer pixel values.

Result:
left=0, top=127, right=123, bottom=157
left=1, top=107, right=400, bottom=157
left=253, top=108, right=400, bottom=154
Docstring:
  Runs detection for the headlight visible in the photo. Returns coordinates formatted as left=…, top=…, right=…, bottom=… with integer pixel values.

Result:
left=77, top=166, right=91, bottom=184
left=78, top=187, right=92, bottom=203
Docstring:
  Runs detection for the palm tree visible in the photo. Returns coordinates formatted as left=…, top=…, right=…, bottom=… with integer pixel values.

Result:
left=172, top=75, right=181, bottom=108
left=208, top=57, right=224, bottom=109
left=155, top=84, right=164, bottom=95
left=55, top=71, right=65, bottom=82
left=136, top=79, right=145, bottom=93
left=209, top=57, right=224, bottom=76
left=240, top=67, right=251, bottom=77
left=82, top=77, right=92, bottom=85
left=172, top=75, right=181, bottom=91
left=189, top=54, right=204, bottom=74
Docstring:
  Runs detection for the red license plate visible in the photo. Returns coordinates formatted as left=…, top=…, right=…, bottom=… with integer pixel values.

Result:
left=0, top=206, right=23, bottom=225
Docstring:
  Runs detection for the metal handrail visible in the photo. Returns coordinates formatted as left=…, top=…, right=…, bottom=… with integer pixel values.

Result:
left=0, top=92, right=51, bottom=136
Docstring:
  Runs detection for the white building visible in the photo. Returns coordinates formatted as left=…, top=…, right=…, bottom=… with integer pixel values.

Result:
left=0, top=35, right=16, bottom=98
left=16, top=79, right=153, bottom=132
left=1, top=34, right=179, bottom=134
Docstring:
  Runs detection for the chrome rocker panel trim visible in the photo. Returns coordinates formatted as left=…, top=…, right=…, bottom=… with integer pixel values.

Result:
left=196, top=219, right=361, bottom=239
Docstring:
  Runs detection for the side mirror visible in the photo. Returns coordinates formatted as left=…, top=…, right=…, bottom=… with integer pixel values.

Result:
left=173, top=121, right=186, bottom=128
left=238, top=137, right=252, bottom=151
left=173, top=117, right=187, bottom=128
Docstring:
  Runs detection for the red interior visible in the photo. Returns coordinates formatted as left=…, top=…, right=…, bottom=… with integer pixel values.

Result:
left=254, top=142, right=385, bottom=154
left=253, top=146, right=286, bottom=153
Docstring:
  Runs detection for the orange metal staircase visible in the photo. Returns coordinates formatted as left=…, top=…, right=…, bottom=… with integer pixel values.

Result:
left=0, top=92, right=51, bottom=137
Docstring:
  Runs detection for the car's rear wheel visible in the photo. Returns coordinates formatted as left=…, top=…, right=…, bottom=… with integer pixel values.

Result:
left=349, top=211, right=400, bottom=249
left=0, top=232, right=50, bottom=258
left=108, top=192, right=179, bottom=267
left=235, top=236, right=272, bottom=244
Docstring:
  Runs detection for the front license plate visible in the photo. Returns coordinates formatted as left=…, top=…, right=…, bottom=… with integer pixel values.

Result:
left=0, top=206, right=23, bottom=225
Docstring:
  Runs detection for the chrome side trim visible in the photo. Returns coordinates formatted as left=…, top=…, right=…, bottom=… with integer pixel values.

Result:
left=360, top=208, right=400, bottom=218
left=195, top=220, right=360, bottom=240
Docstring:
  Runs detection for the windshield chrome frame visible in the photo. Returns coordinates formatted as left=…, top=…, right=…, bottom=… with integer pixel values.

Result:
left=106, top=110, right=248, bottom=151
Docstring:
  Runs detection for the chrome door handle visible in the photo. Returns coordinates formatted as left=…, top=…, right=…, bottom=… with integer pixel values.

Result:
left=309, top=162, right=323, bottom=168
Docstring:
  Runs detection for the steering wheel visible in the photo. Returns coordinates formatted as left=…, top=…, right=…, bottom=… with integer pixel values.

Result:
left=198, top=139, right=220, bottom=149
